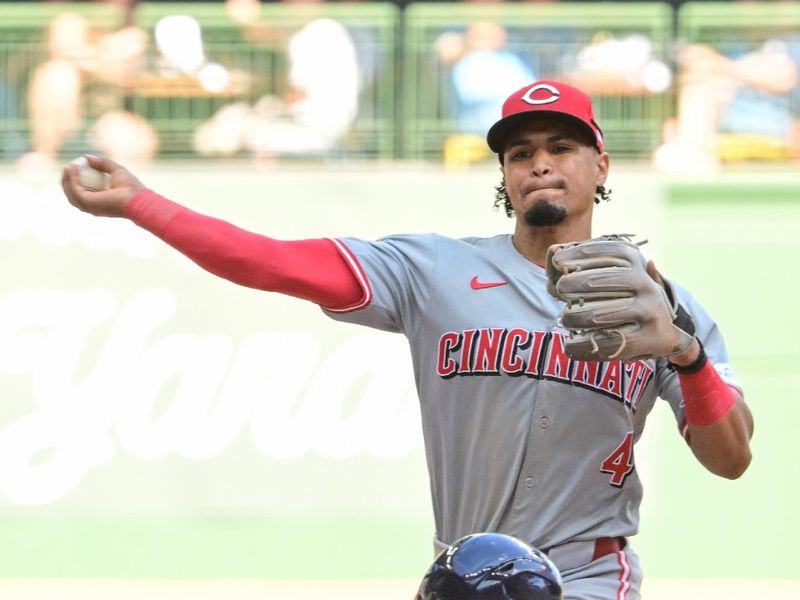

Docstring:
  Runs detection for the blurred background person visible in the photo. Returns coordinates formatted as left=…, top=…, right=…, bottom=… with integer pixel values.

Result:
left=195, top=0, right=361, bottom=159
left=656, top=29, right=800, bottom=172
left=17, top=6, right=158, bottom=175
left=244, top=15, right=360, bottom=157
left=562, top=30, right=672, bottom=96
left=438, top=20, right=534, bottom=136
left=435, top=19, right=533, bottom=164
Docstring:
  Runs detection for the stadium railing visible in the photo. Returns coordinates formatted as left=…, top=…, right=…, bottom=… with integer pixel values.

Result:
left=132, top=2, right=399, bottom=160
left=2, top=2, right=798, bottom=162
left=0, top=2, right=399, bottom=161
left=0, top=3, right=122, bottom=161
left=401, top=2, right=674, bottom=161
left=677, top=1, right=800, bottom=162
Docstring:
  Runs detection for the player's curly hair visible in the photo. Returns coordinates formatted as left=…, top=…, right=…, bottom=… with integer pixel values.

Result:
left=493, top=179, right=611, bottom=217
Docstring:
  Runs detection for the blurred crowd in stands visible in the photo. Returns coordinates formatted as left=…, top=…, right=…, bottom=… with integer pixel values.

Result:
left=3, top=0, right=799, bottom=173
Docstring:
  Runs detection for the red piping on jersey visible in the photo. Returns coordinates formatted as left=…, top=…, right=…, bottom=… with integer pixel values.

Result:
left=123, top=189, right=367, bottom=310
left=616, top=549, right=631, bottom=600
left=325, top=238, right=373, bottom=313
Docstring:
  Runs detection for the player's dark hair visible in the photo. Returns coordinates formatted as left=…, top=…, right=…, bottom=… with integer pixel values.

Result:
left=493, top=179, right=611, bottom=216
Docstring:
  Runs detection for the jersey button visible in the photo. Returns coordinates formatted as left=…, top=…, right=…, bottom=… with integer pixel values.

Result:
left=539, top=416, right=550, bottom=429
left=524, top=477, right=535, bottom=488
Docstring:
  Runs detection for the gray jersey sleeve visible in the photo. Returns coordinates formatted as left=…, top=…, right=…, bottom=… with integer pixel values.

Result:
left=322, top=234, right=438, bottom=334
left=655, top=282, right=742, bottom=428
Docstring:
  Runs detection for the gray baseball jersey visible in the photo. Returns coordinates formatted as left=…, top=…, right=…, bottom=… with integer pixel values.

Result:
left=324, top=232, right=740, bottom=552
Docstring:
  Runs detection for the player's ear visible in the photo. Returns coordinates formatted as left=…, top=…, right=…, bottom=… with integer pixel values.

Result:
left=595, top=151, right=610, bottom=187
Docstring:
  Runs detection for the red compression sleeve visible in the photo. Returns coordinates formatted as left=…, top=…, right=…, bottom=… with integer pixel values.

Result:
left=678, top=360, right=737, bottom=427
left=123, top=189, right=366, bottom=310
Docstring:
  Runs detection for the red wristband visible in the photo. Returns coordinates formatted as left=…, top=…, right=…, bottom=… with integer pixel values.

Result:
left=678, top=359, right=736, bottom=427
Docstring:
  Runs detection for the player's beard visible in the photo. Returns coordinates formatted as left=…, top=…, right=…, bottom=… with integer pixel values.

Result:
left=523, top=199, right=567, bottom=227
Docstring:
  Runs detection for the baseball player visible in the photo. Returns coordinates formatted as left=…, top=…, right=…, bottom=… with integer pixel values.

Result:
left=61, top=80, right=753, bottom=600
left=417, top=532, right=563, bottom=599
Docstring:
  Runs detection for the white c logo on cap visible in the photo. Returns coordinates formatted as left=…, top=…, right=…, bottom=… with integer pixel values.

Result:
left=521, top=83, right=560, bottom=105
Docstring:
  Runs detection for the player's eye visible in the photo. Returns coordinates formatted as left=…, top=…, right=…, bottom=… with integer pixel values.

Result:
left=510, top=149, right=530, bottom=160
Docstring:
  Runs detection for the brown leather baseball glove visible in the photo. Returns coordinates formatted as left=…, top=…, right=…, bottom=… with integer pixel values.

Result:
left=545, top=235, right=696, bottom=362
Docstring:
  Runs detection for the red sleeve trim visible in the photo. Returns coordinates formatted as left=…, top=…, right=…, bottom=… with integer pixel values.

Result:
left=323, top=238, right=373, bottom=313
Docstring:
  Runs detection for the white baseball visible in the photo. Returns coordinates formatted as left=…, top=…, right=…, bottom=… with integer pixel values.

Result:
left=71, top=156, right=109, bottom=191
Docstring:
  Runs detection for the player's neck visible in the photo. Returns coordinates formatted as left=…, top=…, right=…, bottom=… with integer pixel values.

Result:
left=512, top=221, right=592, bottom=267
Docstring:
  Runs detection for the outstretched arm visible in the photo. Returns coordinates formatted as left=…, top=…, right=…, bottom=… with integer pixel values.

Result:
left=61, top=156, right=366, bottom=309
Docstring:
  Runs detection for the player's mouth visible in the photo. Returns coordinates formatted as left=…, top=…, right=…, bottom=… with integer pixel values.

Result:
left=522, top=180, right=566, bottom=197
left=523, top=187, right=566, bottom=203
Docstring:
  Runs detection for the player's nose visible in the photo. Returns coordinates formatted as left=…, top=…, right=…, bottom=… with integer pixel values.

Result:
left=529, top=148, right=553, bottom=176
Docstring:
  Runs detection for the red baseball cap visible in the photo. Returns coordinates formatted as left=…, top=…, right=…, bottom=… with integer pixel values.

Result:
left=486, top=80, right=604, bottom=154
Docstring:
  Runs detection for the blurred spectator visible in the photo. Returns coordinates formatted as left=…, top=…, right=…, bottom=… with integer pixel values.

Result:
left=435, top=20, right=533, bottom=164
left=16, top=10, right=158, bottom=174
left=656, top=33, right=800, bottom=172
left=563, top=31, right=672, bottom=95
left=1, top=34, right=31, bottom=158
left=438, top=20, right=534, bottom=135
left=195, top=6, right=361, bottom=158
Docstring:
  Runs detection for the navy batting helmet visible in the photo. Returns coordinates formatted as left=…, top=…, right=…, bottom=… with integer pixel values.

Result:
left=416, top=533, right=563, bottom=600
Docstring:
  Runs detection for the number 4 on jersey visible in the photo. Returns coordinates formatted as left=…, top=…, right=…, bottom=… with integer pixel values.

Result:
left=600, top=431, right=635, bottom=488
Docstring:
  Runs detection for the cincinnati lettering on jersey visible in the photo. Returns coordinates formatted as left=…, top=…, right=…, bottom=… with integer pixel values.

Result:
left=436, top=329, right=654, bottom=412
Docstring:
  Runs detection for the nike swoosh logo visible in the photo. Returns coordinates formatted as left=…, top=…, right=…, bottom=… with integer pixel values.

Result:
left=470, top=276, right=509, bottom=290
